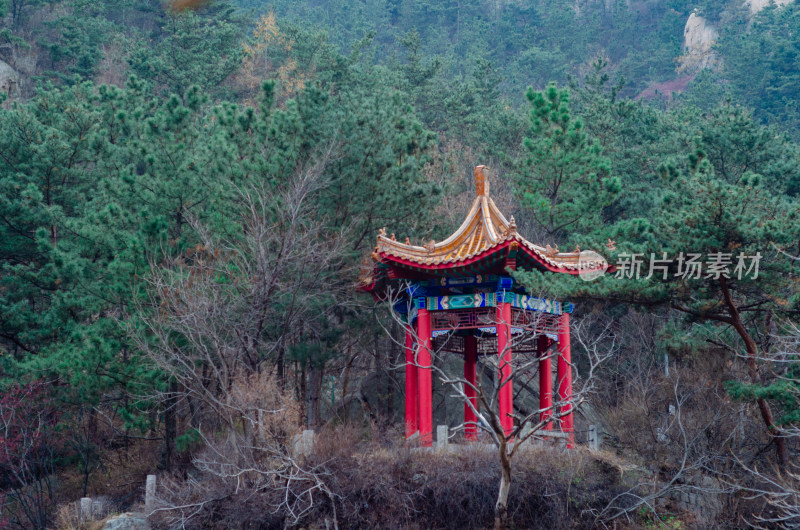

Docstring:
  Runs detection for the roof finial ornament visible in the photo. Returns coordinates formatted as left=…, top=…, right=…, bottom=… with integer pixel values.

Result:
left=474, top=165, right=490, bottom=197
left=502, top=216, right=518, bottom=238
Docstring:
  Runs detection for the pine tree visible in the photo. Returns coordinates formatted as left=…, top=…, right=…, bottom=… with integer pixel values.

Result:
left=515, top=83, right=620, bottom=241
left=515, top=102, right=800, bottom=470
left=128, top=6, right=244, bottom=100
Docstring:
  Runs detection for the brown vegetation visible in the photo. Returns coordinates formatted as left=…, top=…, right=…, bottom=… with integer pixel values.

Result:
left=148, top=423, right=640, bottom=529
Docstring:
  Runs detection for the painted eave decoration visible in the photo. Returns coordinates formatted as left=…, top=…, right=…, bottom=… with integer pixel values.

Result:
left=359, top=166, right=608, bottom=291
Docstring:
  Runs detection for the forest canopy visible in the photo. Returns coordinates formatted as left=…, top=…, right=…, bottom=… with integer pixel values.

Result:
left=0, top=0, right=799, bottom=528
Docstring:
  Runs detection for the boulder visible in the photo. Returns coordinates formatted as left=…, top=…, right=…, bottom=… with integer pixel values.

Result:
left=102, top=513, right=150, bottom=530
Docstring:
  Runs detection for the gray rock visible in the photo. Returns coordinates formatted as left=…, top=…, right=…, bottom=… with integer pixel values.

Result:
left=0, top=60, right=19, bottom=98
left=678, top=13, right=720, bottom=74
left=436, top=425, right=449, bottom=450
left=102, top=513, right=150, bottom=530
left=747, top=0, right=793, bottom=15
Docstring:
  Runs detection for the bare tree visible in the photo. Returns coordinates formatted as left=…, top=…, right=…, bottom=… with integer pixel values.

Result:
left=582, top=307, right=756, bottom=527
left=593, top=371, right=736, bottom=526
left=132, top=160, right=348, bottom=528
left=149, top=372, right=339, bottom=529
left=380, top=284, right=616, bottom=529
left=0, top=381, right=59, bottom=529
left=729, top=320, right=800, bottom=529
left=742, top=466, right=800, bottom=529
left=134, top=155, right=348, bottom=420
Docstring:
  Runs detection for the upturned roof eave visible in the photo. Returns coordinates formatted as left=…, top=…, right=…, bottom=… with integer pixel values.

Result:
left=376, top=239, right=589, bottom=274
left=360, top=166, right=609, bottom=291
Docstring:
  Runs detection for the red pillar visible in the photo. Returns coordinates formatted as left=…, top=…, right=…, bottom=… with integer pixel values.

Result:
left=557, top=313, right=574, bottom=448
left=464, top=334, right=478, bottom=441
left=417, top=307, right=433, bottom=447
left=537, top=334, right=553, bottom=430
left=496, top=301, right=513, bottom=438
left=404, top=324, right=418, bottom=439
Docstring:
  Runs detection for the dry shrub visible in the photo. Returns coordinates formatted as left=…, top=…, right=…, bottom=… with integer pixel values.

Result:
left=596, top=318, right=772, bottom=527
left=307, top=427, right=636, bottom=530
left=54, top=500, right=112, bottom=530
left=149, top=416, right=636, bottom=529
left=312, top=422, right=372, bottom=460
left=148, top=372, right=334, bottom=529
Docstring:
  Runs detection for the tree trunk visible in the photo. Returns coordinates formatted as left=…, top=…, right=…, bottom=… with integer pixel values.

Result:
left=494, top=438, right=512, bottom=530
left=159, top=379, right=178, bottom=471
left=299, top=361, right=307, bottom=427
left=123, top=347, right=130, bottom=454
left=720, top=278, right=789, bottom=472
left=387, top=325, right=399, bottom=420
left=307, top=362, right=324, bottom=429
left=341, top=346, right=356, bottom=413
left=386, top=368, right=394, bottom=420
left=373, top=333, right=386, bottom=416
left=82, top=407, right=98, bottom=497
left=277, top=345, right=286, bottom=390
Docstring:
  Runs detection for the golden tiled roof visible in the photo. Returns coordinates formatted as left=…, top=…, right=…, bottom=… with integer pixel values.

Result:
left=373, top=166, right=605, bottom=272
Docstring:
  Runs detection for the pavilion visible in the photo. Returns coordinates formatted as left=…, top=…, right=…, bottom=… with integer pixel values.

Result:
left=359, top=166, right=607, bottom=447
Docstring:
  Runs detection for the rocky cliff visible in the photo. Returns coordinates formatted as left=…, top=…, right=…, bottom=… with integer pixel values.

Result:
left=0, top=60, right=20, bottom=100
left=677, top=0, right=795, bottom=74
left=678, top=12, right=720, bottom=74
left=747, top=0, right=793, bottom=14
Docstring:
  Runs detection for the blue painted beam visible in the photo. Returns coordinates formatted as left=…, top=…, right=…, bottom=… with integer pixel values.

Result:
left=423, top=292, right=573, bottom=315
